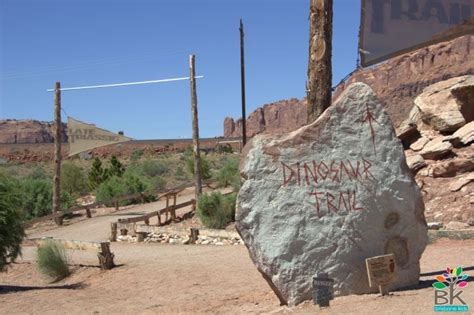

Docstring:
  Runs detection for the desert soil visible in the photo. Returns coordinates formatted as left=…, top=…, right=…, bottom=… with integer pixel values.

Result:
left=0, top=189, right=473, bottom=314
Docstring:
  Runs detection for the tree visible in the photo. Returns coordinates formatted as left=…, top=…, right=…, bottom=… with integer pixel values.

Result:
left=61, top=163, right=88, bottom=196
left=307, top=0, right=333, bottom=123
left=107, top=156, right=125, bottom=178
left=88, top=158, right=106, bottom=190
left=0, top=173, right=25, bottom=271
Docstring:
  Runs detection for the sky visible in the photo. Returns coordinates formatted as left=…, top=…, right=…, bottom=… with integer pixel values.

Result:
left=0, top=0, right=361, bottom=139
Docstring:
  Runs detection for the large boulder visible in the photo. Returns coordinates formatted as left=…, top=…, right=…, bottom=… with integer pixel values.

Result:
left=414, top=75, right=474, bottom=133
left=236, top=83, right=428, bottom=306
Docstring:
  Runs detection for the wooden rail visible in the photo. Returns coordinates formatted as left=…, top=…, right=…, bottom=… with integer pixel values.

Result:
left=28, top=237, right=115, bottom=270
left=111, top=190, right=234, bottom=241
left=23, top=181, right=211, bottom=227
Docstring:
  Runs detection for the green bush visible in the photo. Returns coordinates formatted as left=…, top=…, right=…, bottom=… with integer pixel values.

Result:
left=197, top=192, right=236, bottom=229
left=96, top=173, right=153, bottom=205
left=174, top=166, right=188, bottom=181
left=214, top=158, right=240, bottom=189
left=95, top=176, right=126, bottom=203
left=37, top=241, right=70, bottom=281
left=141, top=159, right=168, bottom=177
left=186, top=156, right=211, bottom=180
left=0, top=173, right=25, bottom=271
left=21, top=179, right=75, bottom=219
left=28, top=166, right=48, bottom=180
left=130, top=149, right=144, bottom=162
left=61, top=163, right=88, bottom=196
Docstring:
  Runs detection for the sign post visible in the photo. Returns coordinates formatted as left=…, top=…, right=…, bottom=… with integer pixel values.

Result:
left=365, top=253, right=396, bottom=296
left=313, top=273, right=334, bottom=307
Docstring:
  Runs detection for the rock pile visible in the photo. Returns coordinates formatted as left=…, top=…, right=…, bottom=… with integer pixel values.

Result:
left=117, top=232, right=244, bottom=245
left=399, top=75, right=474, bottom=229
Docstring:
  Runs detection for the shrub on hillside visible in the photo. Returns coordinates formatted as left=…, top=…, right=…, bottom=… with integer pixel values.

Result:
left=28, top=166, right=48, bottom=180
left=197, top=192, right=236, bottom=229
left=61, top=163, right=88, bottom=196
left=141, top=159, right=168, bottom=177
left=0, top=173, right=25, bottom=271
left=214, top=158, right=240, bottom=189
left=95, top=176, right=126, bottom=203
left=130, top=149, right=144, bottom=162
left=37, top=241, right=70, bottom=281
left=186, top=156, right=211, bottom=180
left=21, top=179, right=75, bottom=218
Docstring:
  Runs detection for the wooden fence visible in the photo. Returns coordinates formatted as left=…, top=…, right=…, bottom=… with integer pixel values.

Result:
left=110, top=190, right=234, bottom=241
left=23, top=181, right=204, bottom=227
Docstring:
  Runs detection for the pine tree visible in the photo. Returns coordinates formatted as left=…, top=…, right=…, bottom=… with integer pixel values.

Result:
left=88, top=158, right=105, bottom=191
left=107, top=156, right=125, bottom=178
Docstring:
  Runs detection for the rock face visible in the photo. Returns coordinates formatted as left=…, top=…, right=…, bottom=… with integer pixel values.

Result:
left=224, top=35, right=474, bottom=138
left=0, top=120, right=67, bottom=143
left=414, top=76, right=474, bottom=133
left=236, top=83, right=428, bottom=306
left=224, top=98, right=307, bottom=138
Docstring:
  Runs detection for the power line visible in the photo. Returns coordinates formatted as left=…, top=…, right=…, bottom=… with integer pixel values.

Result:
left=46, top=75, right=204, bottom=92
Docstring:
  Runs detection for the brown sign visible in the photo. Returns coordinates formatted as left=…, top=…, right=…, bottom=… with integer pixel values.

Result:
left=365, top=253, right=396, bottom=287
left=360, top=0, right=474, bottom=67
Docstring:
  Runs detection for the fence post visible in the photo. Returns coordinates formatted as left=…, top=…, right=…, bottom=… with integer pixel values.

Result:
left=110, top=222, right=117, bottom=242
left=86, top=207, right=92, bottom=218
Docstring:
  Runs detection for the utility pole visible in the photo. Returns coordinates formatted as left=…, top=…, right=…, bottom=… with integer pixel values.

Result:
left=307, top=0, right=333, bottom=123
left=239, top=19, right=247, bottom=147
left=189, top=55, right=202, bottom=200
left=52, top=81, right=63, bottom=225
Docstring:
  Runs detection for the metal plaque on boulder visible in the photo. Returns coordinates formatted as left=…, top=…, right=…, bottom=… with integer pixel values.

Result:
left=313, top=273, right=334, bottom=307
left=366, top=253, right=397, bottom=295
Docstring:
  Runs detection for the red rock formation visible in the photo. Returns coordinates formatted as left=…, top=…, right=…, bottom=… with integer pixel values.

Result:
left=224, top=35, right=474, bottom=137
left=0, top=120, right=68, bottom=144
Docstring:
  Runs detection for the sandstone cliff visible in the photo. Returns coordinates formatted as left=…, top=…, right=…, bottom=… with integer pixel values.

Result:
left=224, top=35, right=474, bottom=138
left=0, top=120, right=68, bottom=144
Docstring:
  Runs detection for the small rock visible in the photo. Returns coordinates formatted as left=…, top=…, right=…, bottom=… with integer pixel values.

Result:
left=449, top=174, right=474, bottom=192
left=406, top=154, right=426, bottom=172
left=215, top=242, right=224, bottom=246
left=419, top=137, right=453, bottom=160
left=182, top=237, right=190, bottom=245
left=445, top=221, right=468, bottom=230
left=201, top=240, right=210, bottom=245
left=471, top=197, right=474, bottom=204
left=433, top=212, right=444, bottom=221
left=451, top=121, right=474, bottom=146
left=169, top=238, right=178, bottom=245
left=427, top=222, right=443, bottom=230
left=410, top=137, right=430, bottom=151
left=468, top=218, right=474, bottom=226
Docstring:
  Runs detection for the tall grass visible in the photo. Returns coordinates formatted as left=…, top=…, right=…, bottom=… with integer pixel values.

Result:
left=37, top=241, right=70, bottom=281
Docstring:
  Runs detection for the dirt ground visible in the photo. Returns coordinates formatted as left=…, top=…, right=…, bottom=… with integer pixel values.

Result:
left=1, top=191, right=473, bottom=314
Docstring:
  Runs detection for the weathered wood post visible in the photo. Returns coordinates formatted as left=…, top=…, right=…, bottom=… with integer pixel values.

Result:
left=239, top=19, right=247, bottom=147
left=52, top=81, right=63, bottom=226
left=307, top=0, right=333, bottom=123
left=190, top=228, right=200, bottom=244
left=85, top=207, right=92, bottom=218
left=110, top=222, right=117, bottom=242
left=171, top=193, right=177, bottom=221
left=189, top=55, right=202, bottom=201
left=98, top=242, right=115, bottom=270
